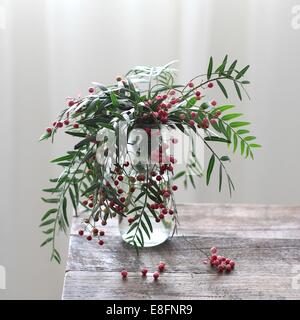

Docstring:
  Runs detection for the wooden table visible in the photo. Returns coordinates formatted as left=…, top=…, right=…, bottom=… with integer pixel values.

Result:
left=62, top=203, right=300, bottom=300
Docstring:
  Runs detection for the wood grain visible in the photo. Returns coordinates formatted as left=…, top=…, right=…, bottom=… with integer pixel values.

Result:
left=63, top=203, right=300, bottom=300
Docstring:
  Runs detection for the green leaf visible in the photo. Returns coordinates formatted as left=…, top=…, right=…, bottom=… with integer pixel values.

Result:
left=43, top=228, right=54, bottom=235
left=241, top=140, right=245, bottom=155
left=214, top=105, right=235, bottom=113
left=227, top=60, right=237, bottom=76
left=51, top=154, right=74, bottom=163
left=244, top=136, right=256, bottom=141
left=141, top=220, right=151, bottom=240
left=216, top=80, right=228, bottom=98
left=41, top=197, right=60, bottom=204
left=41, top=208, right=57, bottom=221
left=173, top=171, right=185, bottom=180
left=127, top=206, right=143, bottom=215
left=39, top=219, right=56, bottom=227
left=143, top=212, right=153, bottom=233
left=220, top=156, right=230, bottom=161
left=42, top=187, right=62, bottom=193
left=237, top=129, right=250, bottom=135
left=204, top=136, right=230, bottom=143
left=234, top=82, right=242, bottom=100
left=221, top=113, right=243, bottom=121
left=207, top=56, right=213, bottom=80
left=216, top=55, right=228, bottom=75
left=40, top=237, right=53, bottom=247
left=249, top=143, right=262, bottom=148
left=110, top=92, right=119, bottom=107
left=39, top=132, right=51, bottom=141
left=230, top=121, right=250, bottom=128
left=206, top=154, right=215, bottom=185
left=62, top=197, right=69, bottom=228
left=65, top=131, right=87, bottom=138
left=236, top=65, right=250, bottom=79
left=233, top=134, right=238, bottom=152
left=189, top=174, right=196, bottom=188
left=219, top=164, right=223, bottom=192
left=69, top=188, right=77, bottom=214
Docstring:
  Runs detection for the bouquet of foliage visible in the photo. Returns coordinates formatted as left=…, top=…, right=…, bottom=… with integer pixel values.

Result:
left=40, top=56, right=260, bottom=263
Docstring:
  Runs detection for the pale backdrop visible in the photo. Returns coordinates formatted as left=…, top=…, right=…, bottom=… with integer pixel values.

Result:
left=0, top=0, right=299, bottom=299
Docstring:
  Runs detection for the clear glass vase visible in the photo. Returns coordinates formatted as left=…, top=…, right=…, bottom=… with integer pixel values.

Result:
left=119, top=212, right=174, bottom=247
left=117, top=123, right=176, bottom=247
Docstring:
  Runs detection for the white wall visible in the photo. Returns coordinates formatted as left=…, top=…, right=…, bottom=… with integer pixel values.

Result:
left=0, top=0, right=299, bottom=299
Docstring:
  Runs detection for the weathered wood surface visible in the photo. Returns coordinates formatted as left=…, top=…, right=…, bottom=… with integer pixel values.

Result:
left=63, top=203, right=300, bottom=300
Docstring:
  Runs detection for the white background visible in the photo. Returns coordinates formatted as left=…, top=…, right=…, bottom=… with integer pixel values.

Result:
left=0, top=0, right=300, bottom=299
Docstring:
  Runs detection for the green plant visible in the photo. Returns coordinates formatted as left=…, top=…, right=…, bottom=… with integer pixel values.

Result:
left=40, top=56, right=260, bottom=263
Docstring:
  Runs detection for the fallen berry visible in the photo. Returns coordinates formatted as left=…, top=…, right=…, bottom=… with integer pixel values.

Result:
left=78, top=230, right=84, bottom=236
left=141, top=268, right=148, bottom=276
left=98, top=240, right=104, bottom=246
left=153, top=272, right=160, bottom=280
left=121, top=270, right=128, bottom=278
left=86, top=235, right=92, bottom=241
left=210, top=247, right=217, bottom=254
left=158, top=263, right=165, bottom=272
left=99, top=230, right=105, bottom=236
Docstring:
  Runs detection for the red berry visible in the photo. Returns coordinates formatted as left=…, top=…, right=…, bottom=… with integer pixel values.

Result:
left=211, top=254, right=218, bottom=261
left=188, top=82, right=194, bottom=88
left=101, top=220, right=107, bottom=226
left=210, top=247, right=217, bottom=254
left=82, top=200, right=88, bottom=206
left=153, top=272, right=160, bottom=280
left=171, top=138, right=178, bottom=144
left=208, top=82, right=214, bottom=88
left=225, top=258, right=231, bottom=265
left=99, top=230, right=105, bottom=236
left=73, top=123, right=79, bottom=129
left=163, top=191, right=170, bottom=198
left=120, top=197, right=126, bottom=203
left=159, top=213, right=164, bottom=219
left=68, top=100, right=75, bottom=107
left=215, top=110, right=222, bottom=117
left=128, top=217, right=134, bottom=224
left=121, top=270, right=128, bottom=278
left=211, top=100, right=217, bottom=106
left=98, top=239, right=104, bottom=246
left=88, top=87, right=94, bottom=93
left=117, top=175, right=123, bottom=181
left=158, top=263, right=165, bottom=272
left=161, top=208, right=168, bottom=215
left=117, top=188, right=123, bottom=194
left=226, top=264, right=232, bottom=272
left=156, top=175, right=162, bottom=181
left=92, top=228, right=98, bottom=235
left=155, top=217, right=160, bottom=223
left=210, top=119, right=217, bottom=125
left=46, top=128, right=52, bottom=134
left=130, top=187, right=135, bottom=193
left=86, top=235, right=92, bottom=241
left=64, top=119, right=70, bottom=125
left=114, top=180, right=119, bottom=186
left=78, top=230, right=84, bottom=236
left=191, top=111, right=196, bottom=118
left=172, top=185, right=178, bottom=191
left=141, top=268, right=148, bottom=276
left=179, top=114, right=186, bottom=121
left=124, top=161, right=129, bottom=167
left=195, top=90, right=201, bottom=97
left=88, top=202, right=94, bottom=208
left=229, top=261, right=235, bottom=268
left=217, top=264, right=224, bottom=273
left=168, top=209, right=174, bottom=215
left=188, top=120, right=195, bottom=126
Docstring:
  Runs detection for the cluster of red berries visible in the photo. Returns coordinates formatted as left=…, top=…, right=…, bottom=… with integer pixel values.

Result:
left=78, top=227, right=105, bottom=246
left=208, top=247, right=235, bottom=273
left=121, top=261, right=166, bottom=280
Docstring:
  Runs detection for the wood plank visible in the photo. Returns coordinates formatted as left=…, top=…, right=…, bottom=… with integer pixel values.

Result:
left=63, top=271, right=300, bottom=300
left=63, top=203, right=300, bottom=300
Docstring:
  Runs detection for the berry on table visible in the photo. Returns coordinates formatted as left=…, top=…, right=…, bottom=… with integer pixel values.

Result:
left=210, top=247, right=217, bottom=254
left=99, top=230, right=105, bottom=236
left=153, top=272, right=160, bottom=280
left=98, top=240, right=104, bottom=246
left=78, top=230, right=84, bottom=236
left=121, top=270, right=128, bottom=278
left=158, top=263, right=165, bottom=272
left=141, top=268, right=148, bottom=277
left=86, top=235, right=92, bottom=241
left=88, top=87, right=94, bottom=93
left=207, top=82, right=214, bottom=88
